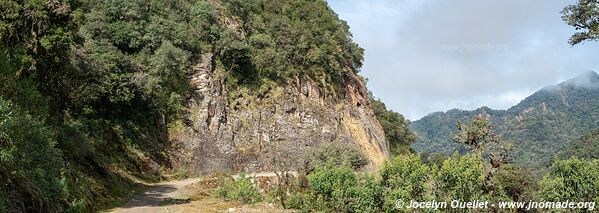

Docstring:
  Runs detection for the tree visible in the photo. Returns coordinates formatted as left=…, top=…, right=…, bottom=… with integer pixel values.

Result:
left=380, top=154, right=430, bottom=211
left=307, top=165, right=358, bottom=212
left=435, top=153, right=486, bottom=201
left=452, top=114, right=500, bottom=153
left=562, top=0, right=599, bottom=45
left=0, top=0, right=81, bottom=116
left=540, top=157, right=599, bottom=205
left=146, top=41, right=191, bottom=121
left=0, top=98, right=65, bottom=211
left=451, top=114, right=510, bottom=167
left=370, top=97, right=416, bottom=156
left=262, top=141, right=301, bottom=208
left=451, top=115, right=511, bottom=198
left=562, top=129, right=599, bottom=159
left=491, top=164, right=538, bottom=202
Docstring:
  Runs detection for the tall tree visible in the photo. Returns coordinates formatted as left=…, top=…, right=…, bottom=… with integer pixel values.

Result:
left=370, top=97, right=416, bottom=156
left=451, top=114, right=500, bottom=154
left=562, top=0, right=599, bottom=45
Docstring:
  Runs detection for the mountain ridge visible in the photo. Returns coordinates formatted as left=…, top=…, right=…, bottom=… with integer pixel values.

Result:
left=411, top=71, right=599, bottom=168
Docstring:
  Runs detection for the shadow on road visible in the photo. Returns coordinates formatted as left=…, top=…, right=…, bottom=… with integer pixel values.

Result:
left=114, top=182, right=191, bottom=212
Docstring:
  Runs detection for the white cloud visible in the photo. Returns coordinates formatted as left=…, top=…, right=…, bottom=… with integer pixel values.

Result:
left=328, top=0, right=599, bottom=120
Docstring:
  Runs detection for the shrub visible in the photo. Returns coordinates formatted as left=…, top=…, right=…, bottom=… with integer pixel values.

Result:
left=305, top=142, right=368, bottom=171
left=307, top=165, right=357, bottom=212
left=215, top=175, right=262, bottom=204
left=308, top=166, right=356, bottom=199
left=491, top=164, right=538, bottom=202
left=540, top=157, right=599, bottom=203
left=435, top=153, right=486, bottom=201
left=286, top=191, right=322, bottom=212
left=305, top=165, right=383, bottom=212
left=0, top=98, right=65, bottom=211
left=347, top=175, right=383, bottom=213
left=380, top=154, right=430, bottom=211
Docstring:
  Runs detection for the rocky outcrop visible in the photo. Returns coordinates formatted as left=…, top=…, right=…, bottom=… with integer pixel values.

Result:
left=170, top=53, right=389, bottom=175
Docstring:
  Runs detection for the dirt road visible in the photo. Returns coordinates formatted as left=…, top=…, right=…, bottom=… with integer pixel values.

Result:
left=108, top=174, right=293, bottom=213
left=108, top=178, right=201, bottom=213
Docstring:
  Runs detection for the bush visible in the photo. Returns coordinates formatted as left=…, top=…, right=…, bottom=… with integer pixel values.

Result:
left=215, top=175, right=262, bottom=204
left=286, top=191, right=322, bottom=212
left=540, top=157, right=599, bottom=203
left=347, top=175, right=383, bottom=213
left=435, top=153, right=486, bottom=201
left=0, top=98, right=65, bottom=211
left=305, top=165, right=382, bottom=212
left=307, top=165, right=357, bottom=212
left=306, top=142, right=368, bottom=171
left=380, top=154, right=430, bottom=211
left=491, top=164, right=538, bottom=202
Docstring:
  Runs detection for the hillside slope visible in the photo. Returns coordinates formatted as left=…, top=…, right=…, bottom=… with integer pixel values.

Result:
left=0, top=0, right=388, bottom=211
left=167, top=0, right=389, bottom=175
left=411, top=71, right=599, bottom=168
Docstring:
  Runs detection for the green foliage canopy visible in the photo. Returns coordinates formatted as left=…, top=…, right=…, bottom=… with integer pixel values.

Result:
left=562, top=129, right=599, bottom=159
left=371, top=97, right=416, bottom=156
left=540, top=157, right=599, bottom=203
left=562, top=0, right=599, bottom=45
left=0, top=98, right=65, bottom=211
left=380, top=154, right=430, bottom=211
left=435, top=153, right=486, bottom=201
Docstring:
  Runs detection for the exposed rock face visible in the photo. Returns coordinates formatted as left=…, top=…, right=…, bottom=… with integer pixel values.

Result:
left=171, top=53, right=389, bottom=175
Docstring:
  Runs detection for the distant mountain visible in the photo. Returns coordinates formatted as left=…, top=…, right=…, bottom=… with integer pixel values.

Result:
left=411, top=71, right=599, bottom=168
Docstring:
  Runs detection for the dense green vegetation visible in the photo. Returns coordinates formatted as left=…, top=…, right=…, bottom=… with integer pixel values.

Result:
left=0, top=0, right=365, bottom=211
left=1, top=0, right=598, bottom=211
left=540, top=157, right=599, bottom=203
left=216, top=1, right=599, bottom=212
left=562, top=129, right=599, bottom=159
left=219, top=153, right=596, bottom=212
left=562, top=0, right=599, bottom=45
left=218, top=0, right=364, bottom=97
left=411, top=71, right=599, bottom=169
left=0, top=99, right=64, bottom=211
left=371, top=97, right=416, bottom=156
left=215, top=175, right=262, bottom=204
left=215, top=116, right=598, bottom=212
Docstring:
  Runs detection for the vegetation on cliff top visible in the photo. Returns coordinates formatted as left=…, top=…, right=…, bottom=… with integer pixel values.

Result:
left=371, top=97, right=416, bottom=156
left=0, top=0, right=366, bottom=211
left=1, top=0, right=597, bottom=211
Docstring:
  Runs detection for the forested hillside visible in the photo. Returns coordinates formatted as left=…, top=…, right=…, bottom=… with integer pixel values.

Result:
left=411, top=71, right=599, bottom=169
left=2, top=0, right=598, bottom=212
left=0, top=0, right=386, bottom=211
left=562, top=129, right=599, bottom=159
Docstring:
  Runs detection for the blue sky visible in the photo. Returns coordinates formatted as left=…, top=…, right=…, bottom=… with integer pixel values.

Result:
left=327, top=0, right=599, bottom=120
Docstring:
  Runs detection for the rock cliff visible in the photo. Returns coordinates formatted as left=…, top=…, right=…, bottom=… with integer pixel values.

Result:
left=170, top=53, right=389, bottom=175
